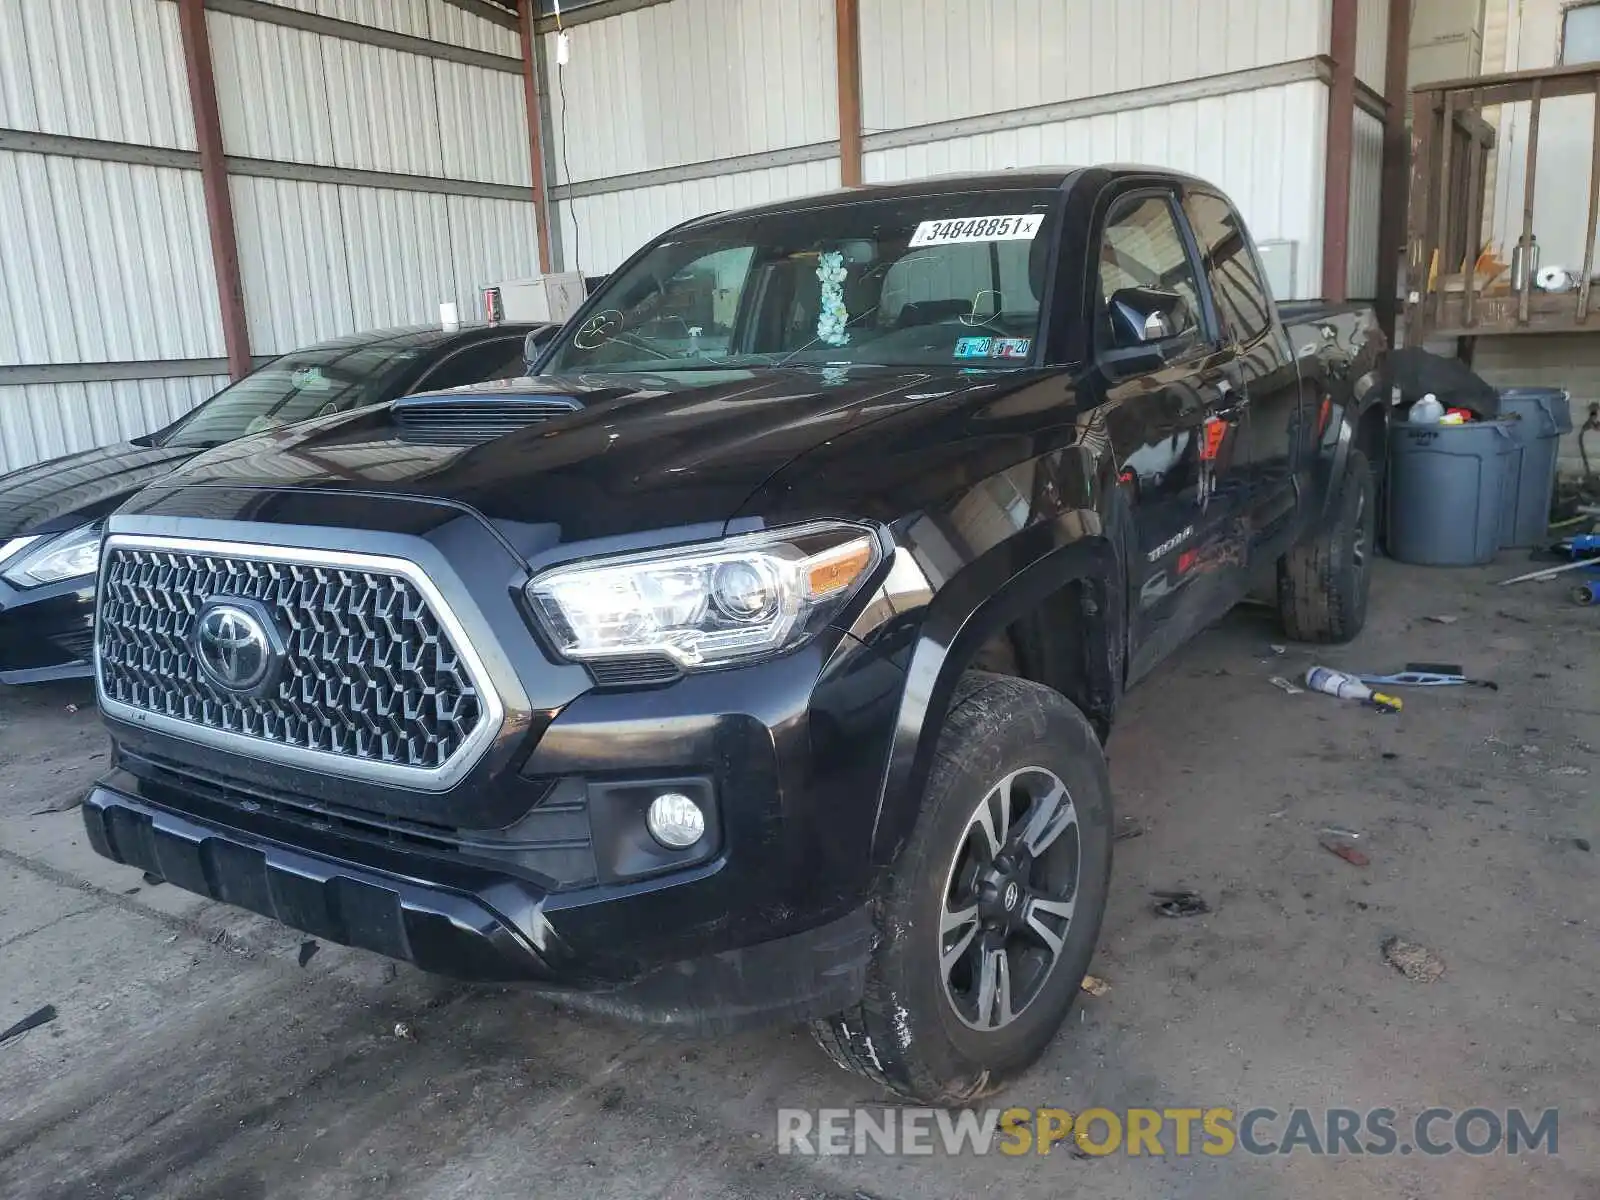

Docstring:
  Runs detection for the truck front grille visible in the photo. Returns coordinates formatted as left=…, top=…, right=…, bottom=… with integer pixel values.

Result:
left=96, top=537, right=501, bottom=790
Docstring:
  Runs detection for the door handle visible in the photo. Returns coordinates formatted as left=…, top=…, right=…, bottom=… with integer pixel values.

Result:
left=1212, top=380, right=1248, bottom=423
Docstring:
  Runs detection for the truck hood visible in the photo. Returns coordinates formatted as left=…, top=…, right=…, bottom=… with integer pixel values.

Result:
left=0, top=441, right=197, bottom=538
left=127, top=368, right=993, bottom=545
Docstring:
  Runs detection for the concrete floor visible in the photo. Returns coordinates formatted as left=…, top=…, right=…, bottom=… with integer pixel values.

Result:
left=1, top=558, right=1595, bottom=1200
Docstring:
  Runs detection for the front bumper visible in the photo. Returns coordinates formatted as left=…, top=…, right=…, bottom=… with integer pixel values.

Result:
left=83, top=781, right=874, bottom=1031
left=0, top=574, right=96, bottom=684
left=85, top=506, right=911, bottom=1028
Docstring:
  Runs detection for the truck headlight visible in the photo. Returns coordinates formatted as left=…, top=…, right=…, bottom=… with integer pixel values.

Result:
left=1, top=524, right=102, bottom=587
left=527, top=522, right=880, bottom=669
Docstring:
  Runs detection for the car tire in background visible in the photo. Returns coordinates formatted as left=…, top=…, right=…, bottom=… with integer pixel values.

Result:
left=810, top=672, right=1112, bottom=1104
left=1276, top=447, right=1375, bottom=644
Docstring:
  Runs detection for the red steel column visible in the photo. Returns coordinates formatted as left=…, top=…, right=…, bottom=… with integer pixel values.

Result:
left=1322, top=0, right=1359, bottom=304
left=177, top=0, right=252, bottom=379
left=1375, top=0, right=1414, bottom=339
left=518, top=0, right=554, bottom=273
left=835, top=0, right=864, bottom=186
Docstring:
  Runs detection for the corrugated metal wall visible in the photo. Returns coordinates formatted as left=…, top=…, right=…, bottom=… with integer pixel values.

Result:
left=0, top=0, right=219, bottom=472
left=231, top=177, right=542, bottom=352
left=0, top=376, right=227, bottom=476
left=540, top=0, right=1361, bottom=286
left=543, top=0, right=837, bottom=183
left=0, top=0, right=536, bottom=476
left=255, top=0, right=521, bottom=55
left=210, top=13, right=527, bottom=184
left=865, top=81, right=1330, bottom=299
left=556, top=159, right=843, bottom=274
left=208, top=6, right=538, bottom=354
left=0, top=153, right=223, bottom=364
left=0, top=0, right=195, bottom=147
left=1355, top=0, right=1389, bottom=89
left=1347, top=107, right=1384, bottom=299
left=859, top=0, right=1331, bottom=131
left=1, top=0, right=1398, bottom=476
left=543, top=0, right=840, bottom=270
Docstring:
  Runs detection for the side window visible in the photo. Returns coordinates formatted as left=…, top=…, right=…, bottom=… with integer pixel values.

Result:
left=1182, top=191, right=1274, bottom=344
left=1094, top=193, right=1205, bottom=367
left=415, top=338, right=527, bottom=392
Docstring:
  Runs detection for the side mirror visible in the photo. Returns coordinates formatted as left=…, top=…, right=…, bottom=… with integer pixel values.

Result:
left=523, top=326, right=556, bottom=371
left=1107, top=287, right=1192, bottom=350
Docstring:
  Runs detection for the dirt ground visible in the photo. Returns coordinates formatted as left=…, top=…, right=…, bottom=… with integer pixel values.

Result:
left=0, top=557, right=1595, bottom=1200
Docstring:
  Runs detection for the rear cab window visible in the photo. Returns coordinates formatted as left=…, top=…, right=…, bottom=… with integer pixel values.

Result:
left=1181, top=191, right=1278, bottom=346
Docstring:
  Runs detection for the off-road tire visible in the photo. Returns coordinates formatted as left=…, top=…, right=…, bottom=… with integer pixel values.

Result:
left=1277, top=448, right=1374, bottom=644
left=809, top=672, right=1112, bottom=1103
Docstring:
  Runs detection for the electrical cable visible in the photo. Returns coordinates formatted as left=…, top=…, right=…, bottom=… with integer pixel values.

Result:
left=558, top=65, right=582, bottom=282
left=551, top=0, right=583, bottom=283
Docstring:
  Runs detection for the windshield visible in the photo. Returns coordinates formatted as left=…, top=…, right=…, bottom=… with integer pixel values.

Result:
left=159, top=342, right=424, bottom=448
left=542, top=190, right=1061, bottom=374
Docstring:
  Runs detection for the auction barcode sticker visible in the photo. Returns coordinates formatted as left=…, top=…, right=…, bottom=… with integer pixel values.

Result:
left=908, top=214, right=1045, bottom=247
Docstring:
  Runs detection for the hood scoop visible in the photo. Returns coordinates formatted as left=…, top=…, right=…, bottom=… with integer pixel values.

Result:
left=392, top=392, right=584, bottom=446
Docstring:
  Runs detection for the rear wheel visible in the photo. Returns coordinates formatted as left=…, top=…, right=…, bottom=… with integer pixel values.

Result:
left=810, top=673, right=1112, bottom=1103
left=1277, top=448, right=1374, bottom=644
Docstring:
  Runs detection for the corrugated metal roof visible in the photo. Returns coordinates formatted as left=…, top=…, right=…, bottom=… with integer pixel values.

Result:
left=864, top=80, right=1329, bottom=299
left=0, top=0, right=196, bottom=149
left=543, top=0, right=837, bottom=183
left=554, top=158, right=843, bottom=273
left=860, top=0, right=1330, bottom=134
left=0, top=150, right=223, bottom=365
left=0, top=376, right=224, bottom=474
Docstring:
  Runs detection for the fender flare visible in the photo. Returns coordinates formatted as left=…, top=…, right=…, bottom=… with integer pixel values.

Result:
left=1320, top=366, right=1389, bottom=519
left=865, top=528, right=1120, bottom=867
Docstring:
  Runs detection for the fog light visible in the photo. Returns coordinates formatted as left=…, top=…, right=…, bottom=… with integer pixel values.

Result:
left=646, top=792, right=706, bottom=849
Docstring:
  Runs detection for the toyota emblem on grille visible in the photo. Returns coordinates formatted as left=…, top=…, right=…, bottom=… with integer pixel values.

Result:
left=194, top=602, right=279, bottom=693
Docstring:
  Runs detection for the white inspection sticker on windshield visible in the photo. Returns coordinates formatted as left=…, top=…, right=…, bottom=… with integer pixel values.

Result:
left=908, top=214, right=1044, bottom=247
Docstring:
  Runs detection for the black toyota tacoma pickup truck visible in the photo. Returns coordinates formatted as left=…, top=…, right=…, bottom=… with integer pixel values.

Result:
left=83, top=168, right=1386, bottom=1103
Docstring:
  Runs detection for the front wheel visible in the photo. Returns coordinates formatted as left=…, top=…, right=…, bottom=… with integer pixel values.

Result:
left=810, top=673, right=1112, bottom=1103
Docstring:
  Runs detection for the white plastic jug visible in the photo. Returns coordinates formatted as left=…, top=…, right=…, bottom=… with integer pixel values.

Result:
left=1408, top=393, right=1444, bottom=424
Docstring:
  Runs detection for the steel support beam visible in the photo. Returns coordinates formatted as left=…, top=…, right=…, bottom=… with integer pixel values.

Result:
left=834, top=0, right=864, bottom=186
left=158, top=0, right=521, bottom=72
left=532, top=0, right=672, bottom=34
left=1375, top=0, right=1413, bottom=340
left=0, top=129, right=536, bottom=202
left=439, top=0, right=519, bottom=32
left=177, top=0, right=252, bottom=381
left=0, top=357, right=276, bottom=386
left=1322, top=0, right=1359, bottom=305
left=518, top=0, right=554, bottom=272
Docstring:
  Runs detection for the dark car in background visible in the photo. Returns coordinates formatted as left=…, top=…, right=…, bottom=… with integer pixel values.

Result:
left=0, top=321, right=551, bottom=684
